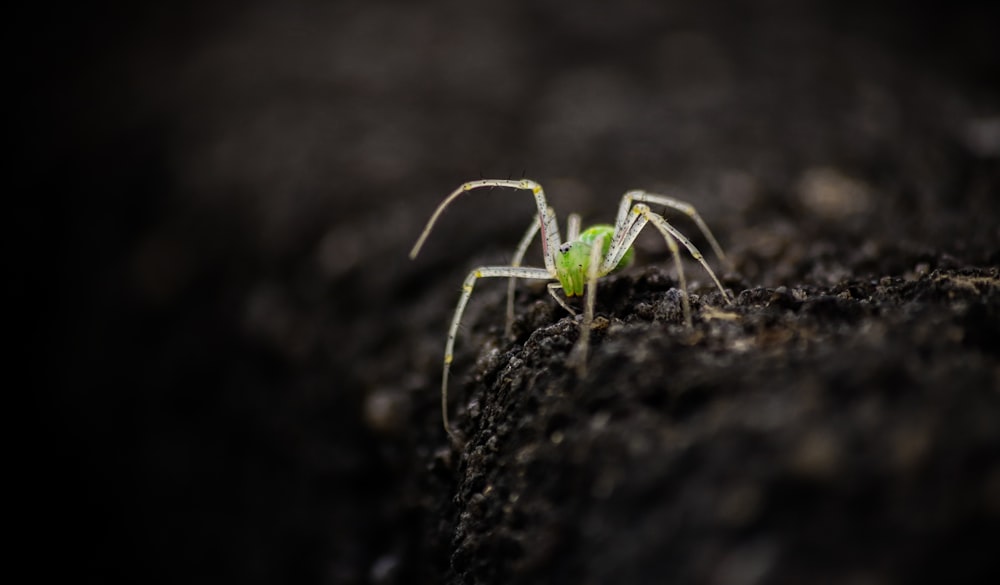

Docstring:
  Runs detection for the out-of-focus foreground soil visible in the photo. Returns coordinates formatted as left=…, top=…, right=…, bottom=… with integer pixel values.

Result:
left=26, top=1, right=999, bottom=583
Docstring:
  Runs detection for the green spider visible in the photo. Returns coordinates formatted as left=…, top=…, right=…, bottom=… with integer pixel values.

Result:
left=410, top=179, right=733, bottom=441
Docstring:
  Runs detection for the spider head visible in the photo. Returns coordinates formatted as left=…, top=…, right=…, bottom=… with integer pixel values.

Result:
left=554, top=241, right=592, bottom=297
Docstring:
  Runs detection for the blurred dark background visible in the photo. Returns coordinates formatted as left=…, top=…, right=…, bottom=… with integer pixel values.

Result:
left=21, top=0, right=998, bottom=583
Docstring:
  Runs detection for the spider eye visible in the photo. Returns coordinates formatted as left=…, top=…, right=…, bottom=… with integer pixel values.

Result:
left=559, top=243, right=572, bottom=254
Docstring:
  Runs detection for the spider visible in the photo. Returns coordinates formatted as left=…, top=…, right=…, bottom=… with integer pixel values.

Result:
left=410, top=179, right=733, bottom=442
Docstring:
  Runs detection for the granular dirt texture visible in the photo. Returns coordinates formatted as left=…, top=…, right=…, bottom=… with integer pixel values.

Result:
left=437, top=264, right=1000, bottom=584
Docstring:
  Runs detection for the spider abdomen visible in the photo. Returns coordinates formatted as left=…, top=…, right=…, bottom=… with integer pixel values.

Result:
left=580, top=225, right=634, bottom=273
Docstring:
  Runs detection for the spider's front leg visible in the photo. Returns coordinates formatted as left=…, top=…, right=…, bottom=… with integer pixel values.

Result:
left=505, top=210, right=584, bottom=337
left=410, top=179, right=562, bottom=274
left=442, top=265, right=553, bottom=443
left=411, top=179, right=571, bottom=442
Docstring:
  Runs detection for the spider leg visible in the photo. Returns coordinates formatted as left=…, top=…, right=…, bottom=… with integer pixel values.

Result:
left=547, top=282, right=576, bottom=315
left=616, top=190, right=731, bottom=269
left=505, top=213, right=544, bottom=337
left=602, top=204, right=693, bottom=326
left=568, top=232, right=607, bottom=375
left=602, top=201, right=648, bottom=273
left=603, top=203, right=733, bottom=326
left=607, top=202, right=731, bottom=302
left=410, top=179, right=562, bottom=274
left=650, top=222, right=692, bottom=327
left=643, top=208, right=733, bottom=304
left=444, top=265, right=552, bottom=443
left=566, top=213, right=582, bottom=241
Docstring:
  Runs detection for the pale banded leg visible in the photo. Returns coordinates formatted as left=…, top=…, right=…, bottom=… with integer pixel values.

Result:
left=568, top=233, right=607, bottom=375
left=649, top=219, right=691, bottom=327
left=547, top=282, right=576, bottom=315
left=410, top=179, right=562, bottom=274
left=505, top=209, right=581, bottom=336
left=614, top=190, right=731, bottom=269
left=505, top=214, right=544, bottom=338
left=605, top=203, right=730, bottom=302
left=602, top=204, right=731, bottom=326
left=603, top=202, right=649, bottom=273
left=601, top=204, right=692, bottom=325
left=644, top=208, right=732, bottom=303
left=443, top=265, right=552, bottom=442
left=566, top=213, right=582, bottom=241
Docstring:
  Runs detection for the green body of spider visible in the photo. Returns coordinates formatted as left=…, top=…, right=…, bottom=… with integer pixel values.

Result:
left=555, top=225, right=635, bottom=296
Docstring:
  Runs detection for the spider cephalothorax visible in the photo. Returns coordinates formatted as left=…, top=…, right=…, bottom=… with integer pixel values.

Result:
left=555, top=225, right=634, bottom=296
left=410, top=179, right=732, bottom=442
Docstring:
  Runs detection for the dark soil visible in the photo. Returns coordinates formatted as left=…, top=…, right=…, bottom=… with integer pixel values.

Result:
left=443, top=265, right=1000, bottom=584
left=27, top=1, right=1000, bottom=584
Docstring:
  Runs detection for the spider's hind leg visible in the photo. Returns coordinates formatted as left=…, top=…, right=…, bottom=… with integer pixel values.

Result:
left=643, top=209, right=733, bottom=305
left=445, top=265, right=552, bottom=443
left=656, top=223, right=692, bottom=327
left=617, top=190, right=732, bottom=271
